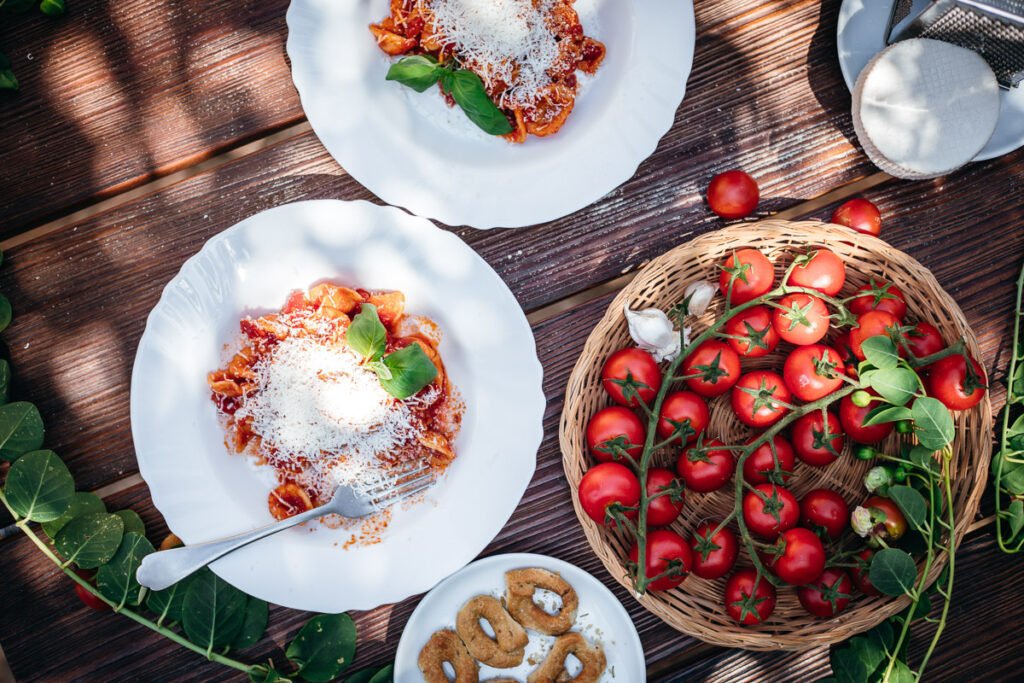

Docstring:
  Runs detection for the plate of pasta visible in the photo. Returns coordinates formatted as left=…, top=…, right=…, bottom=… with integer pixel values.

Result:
left=286, top=0, right=695, bottom=229
left=130, top=200, right=545, bottom=611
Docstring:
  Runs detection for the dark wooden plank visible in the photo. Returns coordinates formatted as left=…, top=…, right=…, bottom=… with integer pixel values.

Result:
left=0, top=0, right=302, bottom=235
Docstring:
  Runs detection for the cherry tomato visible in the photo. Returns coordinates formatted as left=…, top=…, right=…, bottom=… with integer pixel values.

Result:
left=578, top=463, right=641, bottom=526
left=926, top=354, right=987, bottom=411
left=849, top=310, right=900, bottom=360
left=783, top=344, right=846, bottom=402
left=799, top=568, right=853, bottom=617
left=786, top=249, right=846, bottom=297
left=725, top=568, right=777, bottom=625
left=833, top=331, right=859, bottom=378
left=792, top=410, right=845, bottom=467
left=731, top=370, right=792, bottom=428
left=719, top=249, right=775, bottom=305
left=645, top=467, right=685, bottom=527
left=682, top=340, right=741, bottom=397
left=707, top=170, right=760, bottom=220
left=772, top=293, right=830, bottom=345
left=849, top=279, right=907, bottom=320
left=586, top=406, right=645, bottom=463
left=677, top=438, right=735, bottom=493
left=850, top=549, right=880, bottom=596
left=724, top=305, right=779, bottom=358
left=860, top=495, right=908, bottom=546
left=831, top=198, right=881, bottom=236
left=72, top=570, right=110, bottom=612
left=628, top=529, right=693, bottom=591
left=656, top=391, right=709, bottom=444
left=800, top=489, right=849, bottom=540
left=689, top=521, right=739, bottom=580
left=900, top=321, right=944, bottom=362
left=602, top=348, right=662, bottom=407
left=743, top=483, right=799, bottom=538
left=762, top=527, right=826, bottom=585
left=743, top=435, right=796, bottom=485
left=839, top=392, right=893, bottom=444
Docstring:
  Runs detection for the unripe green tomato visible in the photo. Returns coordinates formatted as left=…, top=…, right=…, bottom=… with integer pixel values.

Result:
left=893, top=465, right=909, bottom=483
left=895, top=420, right=913, bottom=434
left=851, top=390, right=873, bottom=408
left=854, top=445, right=876, bottom=461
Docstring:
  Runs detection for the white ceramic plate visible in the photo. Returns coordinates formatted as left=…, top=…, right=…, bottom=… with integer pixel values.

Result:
left=837, top=0, right=1024, bottom=161
left=130, top=200, right=545, bottom=612
left=393, top=553, right=645, bottom=682
left=286, top=0, right=695, bottom=229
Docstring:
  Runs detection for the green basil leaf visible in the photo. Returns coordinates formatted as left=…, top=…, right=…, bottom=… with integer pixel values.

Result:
left=146, top=574, right=193, bottom=625
left=39, top=0, right=66, bottom=16
left=861, top=335, right=899, bottom=369
left=0, top=358, right=12, bottom=405
left=0, top=401, right=45, bottom=461
left=868, top=548, right=918, bottom=597
left=379, top=343, right=437, bottom=399
left=912, top=397, right=955, bottom=451
left=3, top=450, right=73, bottom=522
left=442, top=69, right=513, bottom=135
left=862, top=405, right=912, bottom=427
left=55, top=512, right=124, bottom=568
left=347, top=304, right=387, bottom=360
left=862, top=368, right=918, bottom=407
left=888, top=485, right=928, bottom=530
left=42, top=491, right=106, bottom=538
left=231, top=597, right=269, bottom=650
left=285, top=613, right=358, bottom=682
left=96, top=531, right=155, bottom=608
left=181, top=569, right=248, bottom=652
left=368, top=664, right=394, bottom=683
left=113, top=509, right=146, bottom=536
left=385, top=55, right=443, bottom=93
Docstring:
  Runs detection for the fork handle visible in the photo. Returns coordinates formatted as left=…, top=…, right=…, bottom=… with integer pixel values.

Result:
left=136, top=505, right=326, bottom=591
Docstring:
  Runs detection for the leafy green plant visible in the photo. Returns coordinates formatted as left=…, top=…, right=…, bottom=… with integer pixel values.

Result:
left=1, top=0, right=67, bottom=91
left=347, top=303, right=437, bottom=399
left=994, top=260, right=1024, bottom=552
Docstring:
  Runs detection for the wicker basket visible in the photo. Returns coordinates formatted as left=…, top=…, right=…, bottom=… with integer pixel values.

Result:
left=559, top=220, right=992, bottom=651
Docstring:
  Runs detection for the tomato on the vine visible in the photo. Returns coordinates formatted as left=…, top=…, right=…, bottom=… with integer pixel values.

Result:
left=792, top=410, right=845, bottom=467
left=849, top=310, right=900, bottom=360
left=849, top=279, right=907, bottom=320
left=798, top=568, right=853, bottom=617
left=926, top=354, right=987, bottom=411
left=682, top=340, right=741, bottom=397
left=832, top=331, right=859, bottom=378
left=586, top=406, right=644, bottom=463
left=72, top=569, right=110, bottom=612
left=731, top=370, right=792, bottom=428
left=601, top=348, right=662, bottom=408
left=772, top=293, right=830, bottom=345
left=724, top=305, right=780, bottom=358
left=578, top=463, right=640, bottom=526
left=656, top=391, right=709, bottom=444
left=629, top=529, right=692, bottom=591
left=762, top=527, right=826, bottom=585
left=783, top=344, right=846, bottom=402
left=719, top=249, right=775, bottom=305
left=677, top=438, right=735, bottom=493
left=839, top=392, right=893, bottom=444
left=800, top=488, right=849, bottom=540
left=707, top=170, right=760, bottom=220
left=850, top=549, right=880, bottom=596
left=743, top=483, right=799, bottom=538
left=743, top=435, right=796, bottom=485
left=900, top=321, right=944, bottom=362
left=645, top=467, right=685, bottom=527
left=831, top=198, right=881, bottom=236
left=786, top=249, right=846, bottom=297
left=689, top=521, right=739, bottom=580
left=856, top=495, right=908, bottom=547
left=725, top=568, right=777, bottom=625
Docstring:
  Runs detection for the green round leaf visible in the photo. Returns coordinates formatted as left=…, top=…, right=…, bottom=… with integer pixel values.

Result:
left=888, top=485, right=929, bottom=530
left=113, top=509, right=146, bottom=536
left=55, top=512, right=124, bottom=569
left=861, top=335, right=899, bottom=369
left=368, top=664, right=393, bottom=683
left=912, top=397, right=955, bottom=451
left=862, top=405, right=912, bottom=427
left=286, top=613, right=358, bottom=682
left=231, top=597, right=269, bottom=650
left=1006, top=499, right=1024, bottom=540
left=42, top=491, right=106, bottom=538
left=862, top=367, right=918, bottom=407
left=146, top=574, right=193, bottom=625
left=380, top=343, right=437, bottom=399
left=4, top=449, right=73, bottom=522
left=868, top=548, right=918, bottom=597
left=96, top=531, right=155, bottom=608
left=0, top=401, right=45, bottom=461
left=0, top=293, right=11, bottom=334
left=182, top=569, right=248, bottom=652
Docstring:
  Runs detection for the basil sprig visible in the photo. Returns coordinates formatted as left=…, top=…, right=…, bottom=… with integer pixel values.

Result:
left=347, top=304, right=438, bottom=399
left=386, top=55, right=514, bottom=136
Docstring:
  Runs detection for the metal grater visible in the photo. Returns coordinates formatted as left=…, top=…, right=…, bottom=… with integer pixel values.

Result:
left=887, top=0, right=1024, bottom=88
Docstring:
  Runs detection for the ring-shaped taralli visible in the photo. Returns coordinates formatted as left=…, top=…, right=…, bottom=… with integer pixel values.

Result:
left=526, top=632, right=607, bottom=683
left=456, top=595, right=530, bottom=668
left=417, top=629, right=480, bottom=683
left=505, top=567, right=580, bottom=636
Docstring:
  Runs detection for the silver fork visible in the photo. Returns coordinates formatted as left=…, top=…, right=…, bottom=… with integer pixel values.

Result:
left=136, top=466, right=434, bottom=591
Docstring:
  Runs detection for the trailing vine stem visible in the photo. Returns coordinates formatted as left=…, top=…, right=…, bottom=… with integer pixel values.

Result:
left=0, top=489, right=256, bottom=675
left=995, top=261, right=1024, bottom=553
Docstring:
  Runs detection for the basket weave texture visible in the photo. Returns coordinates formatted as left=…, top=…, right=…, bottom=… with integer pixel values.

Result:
left=559, top=220, right=992, bottom=651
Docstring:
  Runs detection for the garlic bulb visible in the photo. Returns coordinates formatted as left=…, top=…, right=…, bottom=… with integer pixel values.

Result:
left=623, top=303, right=684, bottom=362
left=683, top=280, right=716, bottom=317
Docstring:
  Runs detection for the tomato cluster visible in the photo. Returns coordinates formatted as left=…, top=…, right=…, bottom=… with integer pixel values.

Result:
left=579, top=243, right=988, bottom=625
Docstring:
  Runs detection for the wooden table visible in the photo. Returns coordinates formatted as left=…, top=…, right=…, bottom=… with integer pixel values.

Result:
left=1, top=1, right=1021, bottom=680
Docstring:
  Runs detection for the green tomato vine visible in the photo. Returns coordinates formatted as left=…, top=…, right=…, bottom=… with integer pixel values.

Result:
left=993, top=260, right=1024, bottom=553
